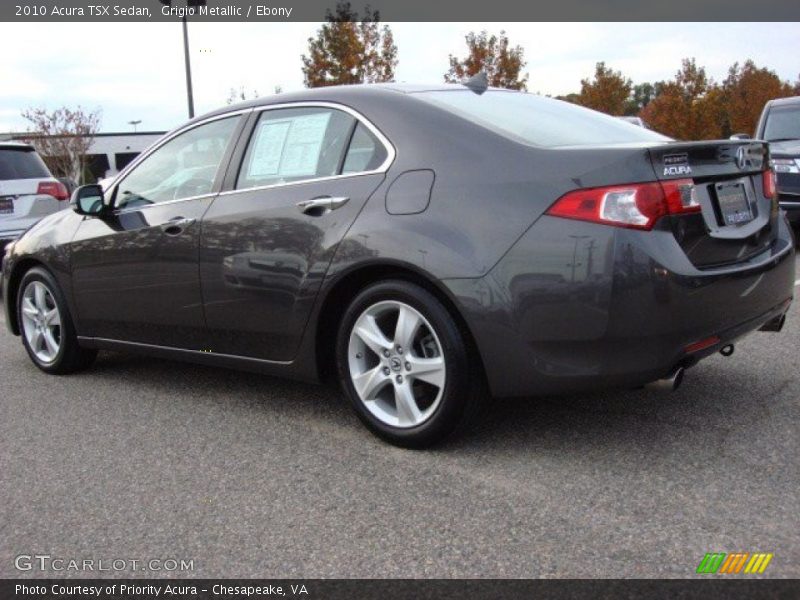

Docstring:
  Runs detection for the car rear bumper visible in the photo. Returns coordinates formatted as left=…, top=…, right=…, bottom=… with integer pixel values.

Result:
left=446, top=214, right=796, bottom=398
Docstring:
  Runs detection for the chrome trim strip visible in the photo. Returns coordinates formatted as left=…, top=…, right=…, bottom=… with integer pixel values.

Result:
left=219, top=100, right=396, bottom=196
left=113, top=193, right=216, bottom=215
left=77, top=336, right=292, bottom=366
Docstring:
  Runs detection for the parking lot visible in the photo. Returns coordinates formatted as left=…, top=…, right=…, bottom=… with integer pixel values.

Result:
left=0, top=261, right=798, bottom=579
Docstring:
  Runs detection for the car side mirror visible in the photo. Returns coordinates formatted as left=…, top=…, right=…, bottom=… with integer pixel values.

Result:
left=70, top=184, right=106, bottom=216
left=729, top=133, right=751, bottom=140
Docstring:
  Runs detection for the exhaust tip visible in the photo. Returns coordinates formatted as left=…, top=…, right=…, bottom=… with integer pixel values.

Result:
left=720, top=344, right=735, bottom=357
left=645, top=367, right=685, bottom=392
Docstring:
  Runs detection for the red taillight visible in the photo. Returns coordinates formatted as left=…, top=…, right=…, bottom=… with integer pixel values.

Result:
left=546, top=179, right=699, bottom=230
left=762, top=169, right=777, bottom=200
left=37, top=181, right=69, bottom=201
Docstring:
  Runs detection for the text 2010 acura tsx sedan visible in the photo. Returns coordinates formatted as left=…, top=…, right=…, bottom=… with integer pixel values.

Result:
left=2, top=82, right=795, bottom=447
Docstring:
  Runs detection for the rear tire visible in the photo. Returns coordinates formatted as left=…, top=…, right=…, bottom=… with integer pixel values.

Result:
left=17, top=267, right=97, bottom=374
left=336, top=280, right=484, bottom=448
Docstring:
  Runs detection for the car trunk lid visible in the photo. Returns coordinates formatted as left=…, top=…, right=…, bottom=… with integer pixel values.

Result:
left=648, top=141, right=776, bottom=269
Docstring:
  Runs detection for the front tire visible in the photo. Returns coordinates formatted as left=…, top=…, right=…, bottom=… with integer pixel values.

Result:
left=17, top=267, right=97, bottom=374
left=336, top=280, right=484, bottom=448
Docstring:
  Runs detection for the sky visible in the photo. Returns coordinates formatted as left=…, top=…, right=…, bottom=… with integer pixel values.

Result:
left=0, top=21, right=797, bottom=134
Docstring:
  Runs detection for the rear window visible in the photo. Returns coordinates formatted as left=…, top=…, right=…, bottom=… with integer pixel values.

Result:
left=0, top=148, right=51, bottom=180
left=414, top=90, right=670, bottom=147
left=763, top=105, right=800, bottom=142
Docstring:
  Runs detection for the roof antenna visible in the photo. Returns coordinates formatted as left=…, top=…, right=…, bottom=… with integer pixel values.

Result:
left=463, top=71, right=489, bottom=95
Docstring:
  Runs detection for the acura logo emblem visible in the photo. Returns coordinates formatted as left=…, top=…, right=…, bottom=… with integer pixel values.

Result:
left=735, top=146, right=749, bottom=170
left=389, top=357, right=402, bottom=372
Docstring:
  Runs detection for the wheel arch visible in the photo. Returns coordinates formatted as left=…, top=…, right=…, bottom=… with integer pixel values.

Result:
left=314, top=261, right=488, bottom=388
left=5, top=257, right=48, bottom=336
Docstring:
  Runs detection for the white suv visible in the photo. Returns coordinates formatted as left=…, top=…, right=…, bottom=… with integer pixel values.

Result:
left=0, top=142, right=70, bottom=250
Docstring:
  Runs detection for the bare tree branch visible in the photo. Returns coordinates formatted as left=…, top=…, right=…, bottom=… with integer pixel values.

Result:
left=20, top=106, right=101, bottom=184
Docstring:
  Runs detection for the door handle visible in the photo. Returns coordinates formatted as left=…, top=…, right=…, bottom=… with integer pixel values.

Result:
left=161, top=217, right=196, bottom=236
left=296, top=196, right=349, bottom=216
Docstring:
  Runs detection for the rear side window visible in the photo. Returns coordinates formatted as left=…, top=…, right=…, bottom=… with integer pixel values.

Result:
left=342, top=123, right=388, bottom=174
left=237, top=107, right=355, bottom=190
left=415, top=90, right=670, bottom=147
left=0, top=148, right=51, bottom=180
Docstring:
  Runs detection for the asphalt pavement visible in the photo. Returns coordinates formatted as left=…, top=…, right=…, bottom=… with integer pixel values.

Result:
left=1, top=262, right=798, bottom=579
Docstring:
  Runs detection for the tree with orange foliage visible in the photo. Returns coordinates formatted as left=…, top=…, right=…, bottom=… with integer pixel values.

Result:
left=444, top=30, right=528, bottom=90
left=575, top=62, right=632, bottom=116
left=302, top=1, right=397, bottom=88
left=640, top=59, right=723, bottom=140
left=722, top=60, right=794, bottom=136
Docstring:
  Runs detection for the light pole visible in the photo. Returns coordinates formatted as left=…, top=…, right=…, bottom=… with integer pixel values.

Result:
left=160, top=0, right=206, bottom=119
left=128, top=120, right=142, bottom=132
left=182, top=14, right=194, bottom=118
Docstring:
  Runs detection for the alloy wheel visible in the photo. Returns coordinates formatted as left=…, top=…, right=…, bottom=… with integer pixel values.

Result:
left=347, top=300, right=446, bottom=428
left=20, top=280, right=62, bottom=364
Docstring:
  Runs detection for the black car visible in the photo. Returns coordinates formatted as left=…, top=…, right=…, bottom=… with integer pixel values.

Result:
left=2, top=83, right=795, bottom=447
left=753, top=96, right=800, bottom=224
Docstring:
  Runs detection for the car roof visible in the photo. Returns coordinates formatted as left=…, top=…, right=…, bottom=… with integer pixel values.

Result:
left=193, top=82, right=516, bottom=125
left=0, top=141, right=35, bottom=151
left=767, top=96, right=800, bottom=108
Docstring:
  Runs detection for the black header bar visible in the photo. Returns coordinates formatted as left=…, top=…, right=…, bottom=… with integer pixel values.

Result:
left=4, top=0, right=800, bottom=22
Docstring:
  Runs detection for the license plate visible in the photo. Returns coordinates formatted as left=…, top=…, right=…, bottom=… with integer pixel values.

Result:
left=0, top=197, right=13, bottom=214
left=716, top=182, right=753, bottom=226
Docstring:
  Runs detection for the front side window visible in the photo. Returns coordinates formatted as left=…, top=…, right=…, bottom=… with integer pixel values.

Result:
left=115, top=116, right=238, bottom=209
left=237, top=107, right=373, bottom=190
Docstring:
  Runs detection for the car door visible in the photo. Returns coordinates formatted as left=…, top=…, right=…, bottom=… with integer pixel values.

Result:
left=199, top=104, right=393, bottom=361
left=70, top=113, right=246, bottom=348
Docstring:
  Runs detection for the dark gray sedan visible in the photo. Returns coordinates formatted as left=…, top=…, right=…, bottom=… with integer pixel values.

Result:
left=2, top=83, right=795, bottom=447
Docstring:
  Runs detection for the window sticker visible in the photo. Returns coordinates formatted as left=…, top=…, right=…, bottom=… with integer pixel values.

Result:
left=279, top=112, right=331, bottom=176
left=247, top=120, right=291, bottom=178
left=246, top=111, right=331, bottom=180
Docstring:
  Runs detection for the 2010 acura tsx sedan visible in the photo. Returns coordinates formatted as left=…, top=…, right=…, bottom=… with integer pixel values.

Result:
left=2, top=82, right=795, bottom=447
